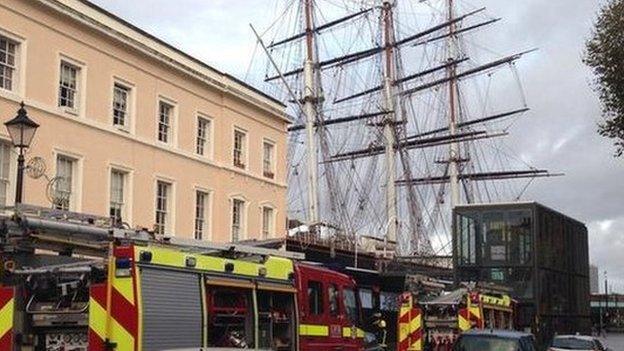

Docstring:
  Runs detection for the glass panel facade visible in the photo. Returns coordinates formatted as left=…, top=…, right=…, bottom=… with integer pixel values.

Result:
left=454, top=204, right=591, bottom=336
left=455, top=208, right=534, bottom=299
left=456, top=209, right=533, bottom=267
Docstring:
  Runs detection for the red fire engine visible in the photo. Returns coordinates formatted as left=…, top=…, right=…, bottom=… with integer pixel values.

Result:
left=0, top=205, right=367, bottom=350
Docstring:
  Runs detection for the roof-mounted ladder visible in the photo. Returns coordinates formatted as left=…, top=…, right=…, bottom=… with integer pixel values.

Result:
left=1, top=204, right=304, bottom=260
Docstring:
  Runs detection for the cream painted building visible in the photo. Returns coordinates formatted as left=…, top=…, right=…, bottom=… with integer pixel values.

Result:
left=0, top=0, right=289, bottom=242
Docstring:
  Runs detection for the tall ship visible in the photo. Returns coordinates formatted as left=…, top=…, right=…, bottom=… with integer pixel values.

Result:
left=249, top=0, right=557, bottom=259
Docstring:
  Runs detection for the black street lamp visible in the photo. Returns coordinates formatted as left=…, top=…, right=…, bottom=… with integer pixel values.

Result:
left=4, top=102, right=39, bottom=204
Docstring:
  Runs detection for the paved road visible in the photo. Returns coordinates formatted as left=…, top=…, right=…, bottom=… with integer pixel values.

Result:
left=601, top=333, right=624, bottom=350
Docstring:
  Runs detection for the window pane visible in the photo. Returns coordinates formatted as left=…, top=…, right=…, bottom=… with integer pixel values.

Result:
left=262, top=207, right=273, bottom=239
left=158, top=102, right=172, bottom=142
left=113, top=84, right=129, bottom=127
left=0, top=36, right=16, bottom=91
left=0, top=141, right=9, bottom=206
left=155, top=181, right=170, bottom=234
left=343, top=288, right=359, bottom=324
left=232, top=199, right=244, bottom=242
left=196, top=117, right=210, bottom=155
left=233, top=130, right=245, bottom=168
left=482, top=211, right=507, bottom=265
left=328, top=284, right=339, bottom=316
left=110, top=170, right=125, bottom=223
left=457, top=212, right=478, bottom=265
left=263, top=142, right=274, bottom=178
left=307, top=281, right=323, bottom=315
left=55, top=156, right=74, bottom=210
left=195, top=191, right=207, bottom=240
left=359, top=289, right=373, bottom=309
left=59, top=62, right=78, bottom=109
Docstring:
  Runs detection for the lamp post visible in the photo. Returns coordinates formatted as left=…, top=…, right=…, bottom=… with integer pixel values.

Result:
left=604, top=270, right=609, bottom=330
left=4, top=102, right=39, bottom=204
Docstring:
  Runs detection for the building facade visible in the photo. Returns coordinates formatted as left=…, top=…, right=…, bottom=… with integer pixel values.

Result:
left=590, top=264, right=599, bottom=294
left=0, top=0, right=289, bottom=242
left=453, top=202, right=591, bottom=344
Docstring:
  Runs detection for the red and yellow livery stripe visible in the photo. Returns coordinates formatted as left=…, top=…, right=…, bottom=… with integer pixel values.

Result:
left=398, top=293, right=423, bottom=351
left=458, top=296, right=484, bottom=331
left=0, top=287, right=15, bottom=351
left=88, top=246, right=139, bottom=351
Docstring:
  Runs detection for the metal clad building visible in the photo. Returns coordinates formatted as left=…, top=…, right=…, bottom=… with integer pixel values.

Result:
left=453, top=202, right=591, bottom=343
left=590, top=265, right=600, bottom=294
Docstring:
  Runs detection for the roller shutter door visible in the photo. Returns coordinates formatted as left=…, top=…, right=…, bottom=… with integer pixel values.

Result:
left=141, top=267, right=202, bottom=350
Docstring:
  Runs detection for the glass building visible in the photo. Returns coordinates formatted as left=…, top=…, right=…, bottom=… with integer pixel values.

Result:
left=453, top=202, right=591, bottom=343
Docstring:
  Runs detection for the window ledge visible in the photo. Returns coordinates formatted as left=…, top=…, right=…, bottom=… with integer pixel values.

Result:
left=60, top=107, right=79, bottom=117
left=114, top=125, right=131, bottom=133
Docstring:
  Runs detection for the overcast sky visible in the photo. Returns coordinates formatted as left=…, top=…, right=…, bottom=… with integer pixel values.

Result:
left=91, top=0, right=623, bottom=292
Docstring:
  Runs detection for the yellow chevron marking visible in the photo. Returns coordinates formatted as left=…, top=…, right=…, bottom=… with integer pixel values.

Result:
left=458, top=314, right=471, bottom=331
left=399, top=322, right=410, bottom=341
left=112, top=273, right=135, bottom=307
left=89, top=296, right=134, bottom=351
left=409, top=313, right=421, bottom=333
left=89, top=297, right=107, bottom=340
left=469, top=305, right=481, bottom=320
left=109, top=316, right=135, bottom=351
left=411, top=339, right=423, bottom=351
left=0, top=297, right=14, bottom=338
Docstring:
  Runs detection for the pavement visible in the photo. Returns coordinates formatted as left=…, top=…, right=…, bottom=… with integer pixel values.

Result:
left=601, top=333, right=624, bottom=350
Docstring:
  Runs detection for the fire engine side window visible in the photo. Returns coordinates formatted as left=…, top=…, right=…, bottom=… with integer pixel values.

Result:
left=308, top=280, right=323, bottom=315
left=343, top=288, right=360, bottom=324
left=328, top=284, right=339, bottom=316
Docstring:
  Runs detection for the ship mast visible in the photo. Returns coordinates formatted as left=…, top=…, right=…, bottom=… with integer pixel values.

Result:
left=303, top=0, right=319, bottom=223
left=382, top=0, right=398, bottom=245
left=447, top=0, right=461, bottom=208
left=256, top=0, right=557, bottom=256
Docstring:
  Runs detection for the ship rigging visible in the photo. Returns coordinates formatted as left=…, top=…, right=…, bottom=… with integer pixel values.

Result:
left=249, top=0, right=561, bottom=258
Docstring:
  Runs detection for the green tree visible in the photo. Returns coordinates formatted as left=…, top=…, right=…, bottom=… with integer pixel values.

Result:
left=584, top=0, right=624, bottom=157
